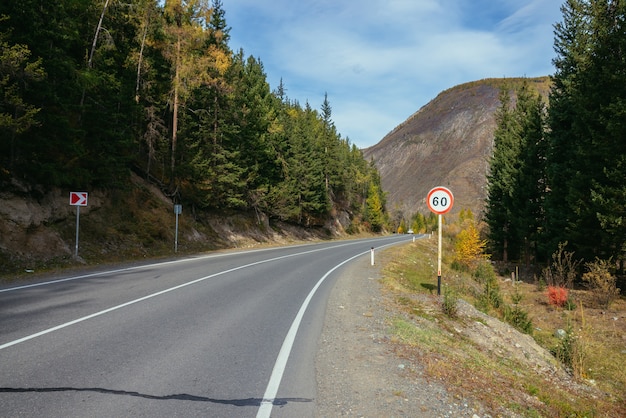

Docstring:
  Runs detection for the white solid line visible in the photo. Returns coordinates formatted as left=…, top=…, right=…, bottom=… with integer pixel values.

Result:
left=256, top=251, right=366, bottom=418
left=0, top=245, right=336, bottom=351
left=256, top=238, right=411, bottom=418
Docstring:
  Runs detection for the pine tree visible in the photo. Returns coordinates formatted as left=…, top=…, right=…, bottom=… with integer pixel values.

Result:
left=225, top=52, right=278, bottom=210
left=583, top=0, right=626, bottom=264
left=162, top=0, right=216, bottom=189
left=0, top=21, right=46, bottom=171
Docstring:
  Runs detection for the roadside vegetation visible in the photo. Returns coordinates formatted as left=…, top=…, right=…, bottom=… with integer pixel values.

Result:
left=0, top=0, right=387, bottom=236
left=380, top=213, right=626, bottom=417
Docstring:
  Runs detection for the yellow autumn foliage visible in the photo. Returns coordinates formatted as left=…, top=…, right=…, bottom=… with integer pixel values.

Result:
left=454, top=222, right=487, bottom=269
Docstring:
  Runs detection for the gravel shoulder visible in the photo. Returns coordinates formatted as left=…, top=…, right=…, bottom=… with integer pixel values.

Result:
left=315, top=256, right=481, bottom=417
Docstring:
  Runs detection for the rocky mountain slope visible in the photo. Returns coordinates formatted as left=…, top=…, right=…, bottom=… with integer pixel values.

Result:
left=363, top=77, right=551, bottom=219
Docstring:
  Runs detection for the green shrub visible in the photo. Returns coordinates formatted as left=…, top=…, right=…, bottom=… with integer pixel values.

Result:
left=553, top=325, right=575, bottom=369
left=480, top=271, right=503, bottom=311
left=473, top=259, right=496, bottom=283
left=535, top=276, right=546, bottom=291
left=441, top=287, right=458, bottom=318
left=503, top=304, right=533, bottom=334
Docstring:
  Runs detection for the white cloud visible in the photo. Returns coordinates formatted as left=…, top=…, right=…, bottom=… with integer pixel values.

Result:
left=225, top=0, right=563, bottom=148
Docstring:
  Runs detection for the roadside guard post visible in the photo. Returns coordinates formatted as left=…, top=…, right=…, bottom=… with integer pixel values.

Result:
left=371, top=247, right=375, bottom=266
left=426, top=187, right=454, bottom=295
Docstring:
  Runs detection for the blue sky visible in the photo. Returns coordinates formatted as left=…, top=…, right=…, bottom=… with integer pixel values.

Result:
left=223, top=0, right=563, bottom=149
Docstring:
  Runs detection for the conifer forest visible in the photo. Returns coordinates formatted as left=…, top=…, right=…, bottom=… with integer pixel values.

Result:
left=485, top=0, right=626, bottom=269
left=0, top=0, right=386, bottom=229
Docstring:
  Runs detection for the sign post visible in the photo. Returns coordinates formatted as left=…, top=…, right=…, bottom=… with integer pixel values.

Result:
left=426, top=187, right=454, bottom=295
left=69, top=192, right=88, bottom=257
left=174, top=204, right=182, bottom=252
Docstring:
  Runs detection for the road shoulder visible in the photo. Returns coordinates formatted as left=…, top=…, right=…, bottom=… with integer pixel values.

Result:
left=315, top=253, right=474, bottom=417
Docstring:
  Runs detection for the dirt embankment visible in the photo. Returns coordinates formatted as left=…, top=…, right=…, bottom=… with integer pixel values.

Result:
left=0, top=174, right=350, bottom=277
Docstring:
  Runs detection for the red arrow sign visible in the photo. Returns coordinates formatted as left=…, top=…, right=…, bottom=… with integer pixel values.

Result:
left=69, top=192, right=88, bottom=206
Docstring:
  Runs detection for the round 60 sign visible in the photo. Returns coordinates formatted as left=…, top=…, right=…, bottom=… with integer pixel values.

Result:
left=427, top=186, right=454, bottom=215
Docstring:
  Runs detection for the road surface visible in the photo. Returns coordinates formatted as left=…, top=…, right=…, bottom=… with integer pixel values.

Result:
left=0, top=235, right=412, bottom=417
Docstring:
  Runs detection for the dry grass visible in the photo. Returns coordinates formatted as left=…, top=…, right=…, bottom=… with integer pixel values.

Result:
left=379, top=237, right=626, bottom=417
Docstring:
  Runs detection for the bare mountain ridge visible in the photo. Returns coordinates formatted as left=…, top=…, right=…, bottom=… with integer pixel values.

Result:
left=363, top=77, right=551, bottom=219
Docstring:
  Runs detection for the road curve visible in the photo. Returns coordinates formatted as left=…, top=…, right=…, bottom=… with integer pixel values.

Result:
left=0, top=235, right=413, bottom=417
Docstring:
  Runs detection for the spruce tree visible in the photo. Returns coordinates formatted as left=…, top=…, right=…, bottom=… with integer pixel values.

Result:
left=512, top=81, right=547, bottom=263
left=486, top=80, right=547, bottom=263
left=486, top=87, right=520, bottom=261
left=546, top=0, right=626, bottom=264
left=582, top=0, right=626, bottom=263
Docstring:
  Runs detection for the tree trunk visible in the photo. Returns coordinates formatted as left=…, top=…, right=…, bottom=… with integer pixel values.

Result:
left=135, top=8, right=150, bottom=103
left=81, top=0, right=110, bottom=108
left=88, top=0, right=110, bottom=69
left=171, top=33, right=181, bottom=186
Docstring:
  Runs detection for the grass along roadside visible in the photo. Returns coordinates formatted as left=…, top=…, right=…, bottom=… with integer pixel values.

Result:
left=378, top=236, right=626, bottom=417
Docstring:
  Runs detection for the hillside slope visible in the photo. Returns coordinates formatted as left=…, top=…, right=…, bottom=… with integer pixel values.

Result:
left=0, top=173, right=341, bottom=276
left=363, top=77, right=550, bottom=218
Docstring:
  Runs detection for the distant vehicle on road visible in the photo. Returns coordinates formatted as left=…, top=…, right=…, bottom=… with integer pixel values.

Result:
left=407, top=229, right=414, bottom=234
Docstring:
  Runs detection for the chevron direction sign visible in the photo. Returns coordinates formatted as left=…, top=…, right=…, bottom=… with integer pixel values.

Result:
left=69, top=191, right=88, bottom=206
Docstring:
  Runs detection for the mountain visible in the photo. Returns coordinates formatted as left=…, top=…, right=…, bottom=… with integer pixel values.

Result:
left=363, top=77, right=551, bottom=219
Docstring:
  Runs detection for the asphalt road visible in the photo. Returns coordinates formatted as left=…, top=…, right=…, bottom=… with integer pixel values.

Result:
left=0, top=235, right=413, bottom=417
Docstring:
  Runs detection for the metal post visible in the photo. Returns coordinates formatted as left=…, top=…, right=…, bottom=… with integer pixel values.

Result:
left=437, top=213, right=442, bottom=295
left=175, top=211, right=179, bottom=253
left=75, top=206, right=80, bottom=257
left=174, top=204, right=182, bottom=253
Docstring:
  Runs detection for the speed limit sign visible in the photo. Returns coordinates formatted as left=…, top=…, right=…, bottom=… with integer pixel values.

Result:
left=427, top=186, right=454, bottom=295
left=427, top=186, right=454, bottom=215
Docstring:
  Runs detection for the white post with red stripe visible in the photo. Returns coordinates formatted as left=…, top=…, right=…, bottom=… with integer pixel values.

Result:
left=426, top=187, right=454, bottom=295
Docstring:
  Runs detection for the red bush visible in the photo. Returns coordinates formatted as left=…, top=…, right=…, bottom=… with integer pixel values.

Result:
left=547, top=285, right=568, bottom=307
